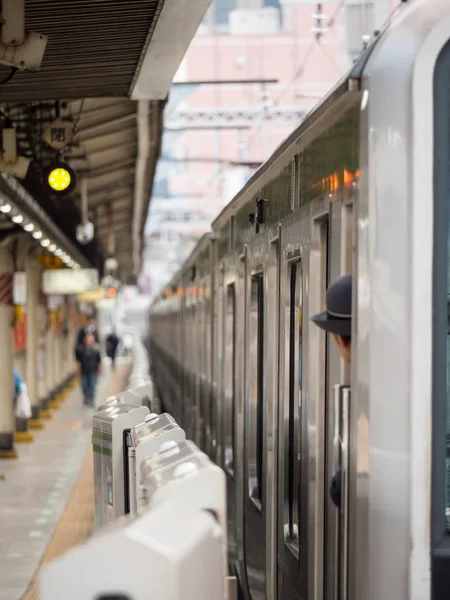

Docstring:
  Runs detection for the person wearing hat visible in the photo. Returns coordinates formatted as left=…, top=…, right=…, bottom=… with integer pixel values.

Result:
left=310, top=273, right=352, bottom=509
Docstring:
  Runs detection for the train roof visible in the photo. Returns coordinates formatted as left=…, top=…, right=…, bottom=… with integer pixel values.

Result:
left=152, top=2, right=414, bottom=302
left=211, top=17, right=387, bottom=231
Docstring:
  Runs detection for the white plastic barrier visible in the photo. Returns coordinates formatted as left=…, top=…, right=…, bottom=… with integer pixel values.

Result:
left=95, top=395, right=122, bottom=412
left=39, top=502, right=227, bottom=600
left=93, top=403, right=149, bottom=529
left=128, top=412, right=186, bottom=515
left=139, top=440, right=226, bottom=537
left=118, top=381, right=154, bottom=410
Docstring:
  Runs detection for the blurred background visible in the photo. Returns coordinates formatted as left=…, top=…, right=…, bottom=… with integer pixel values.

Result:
left=140, top=0, right=397, bottom=299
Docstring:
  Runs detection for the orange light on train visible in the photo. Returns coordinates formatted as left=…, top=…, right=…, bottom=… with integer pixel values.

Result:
left=107, top=287, right=116, bottom=298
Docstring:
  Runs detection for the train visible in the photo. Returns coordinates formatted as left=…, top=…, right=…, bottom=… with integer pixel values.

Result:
left=147, top=1, right=450, bottom=598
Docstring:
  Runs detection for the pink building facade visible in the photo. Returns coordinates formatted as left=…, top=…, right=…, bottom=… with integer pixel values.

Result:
left=142, top=0, right=374, bottom=295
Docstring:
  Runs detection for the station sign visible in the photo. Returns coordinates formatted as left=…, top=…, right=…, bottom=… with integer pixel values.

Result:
left=43, top=269, right=99, bottom=295
left=47, top=295, right=63, bottom=311
left=96, top=298, right=116, bottom=310
left=77, top=288, right=106, bottom=302
left=13, top=272, right=27, bottom=305
left=37, top=254, right=64, bottom=270
left=41, top=118, right=74, bottom=151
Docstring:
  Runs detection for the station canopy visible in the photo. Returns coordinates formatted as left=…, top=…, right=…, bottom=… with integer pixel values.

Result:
left=0, top=0, right=210, bottom=281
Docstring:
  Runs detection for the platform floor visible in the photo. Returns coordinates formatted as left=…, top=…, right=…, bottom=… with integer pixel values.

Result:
left=0, top=361, right=132, bottom=600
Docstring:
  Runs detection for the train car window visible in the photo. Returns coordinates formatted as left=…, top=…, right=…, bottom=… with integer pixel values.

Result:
left=284, top=260, right=302, bottom=554
left=224, top=283, right=236, bottom=474
left=248, top=273, right=264, bottom=508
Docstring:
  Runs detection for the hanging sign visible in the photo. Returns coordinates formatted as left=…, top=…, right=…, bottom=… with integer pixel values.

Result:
left=43, top=269, right=99, bottom=295
left=41, top=118, right=74, bottom=151
left=77, top=288, right=105, bottom=302
left=14, top=306, right=27, bottom=352
left=13, top=272, right=27, bottom=305
left=38, top=254, right=64, bottom=270
left=47, top=294, right=63, bottom=311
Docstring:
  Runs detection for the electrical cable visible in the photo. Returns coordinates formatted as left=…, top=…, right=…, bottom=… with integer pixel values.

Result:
left=244, top=0, right=346, bottom=152
left=0, top=67, right=17, bottom=86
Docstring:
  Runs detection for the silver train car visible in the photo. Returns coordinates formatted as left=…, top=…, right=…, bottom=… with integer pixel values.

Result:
left=148, top=1, right=450, bottom=598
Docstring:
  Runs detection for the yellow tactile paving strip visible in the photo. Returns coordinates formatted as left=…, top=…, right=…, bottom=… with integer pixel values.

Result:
left=21, top=363, right=132, bottom=600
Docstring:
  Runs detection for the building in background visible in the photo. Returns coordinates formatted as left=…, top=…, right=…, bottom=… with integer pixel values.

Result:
left=141, top=0, right=394, bottom=297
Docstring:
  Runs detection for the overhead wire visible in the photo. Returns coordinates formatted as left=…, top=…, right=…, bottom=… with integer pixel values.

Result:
left=0, top=67, right=17, bottom=86
left=244, top=0, right=345, bottom=153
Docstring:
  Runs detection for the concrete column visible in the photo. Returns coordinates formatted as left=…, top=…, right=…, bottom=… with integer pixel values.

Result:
left=26, top=254, right=41, bottom=425
left=0, top=246, right=17, bottom=457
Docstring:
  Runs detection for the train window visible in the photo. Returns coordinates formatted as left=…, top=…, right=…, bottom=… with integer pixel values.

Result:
left=224, top=283, right=236, bottom=474
left=248, top=273, right=264, bottom=508
left=284, top=260, right=302, bottom=555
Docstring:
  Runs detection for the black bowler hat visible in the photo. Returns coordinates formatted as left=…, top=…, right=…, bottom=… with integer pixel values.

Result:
left=310, top=273, right=352, bottom=337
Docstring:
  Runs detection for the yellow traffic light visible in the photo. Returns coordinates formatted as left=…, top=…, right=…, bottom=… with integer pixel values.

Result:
left=45, top=162, right=76, bottom=195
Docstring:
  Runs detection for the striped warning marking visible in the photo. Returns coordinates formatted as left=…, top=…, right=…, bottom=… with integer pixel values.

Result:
left=0, top=274, right=12, bottom=305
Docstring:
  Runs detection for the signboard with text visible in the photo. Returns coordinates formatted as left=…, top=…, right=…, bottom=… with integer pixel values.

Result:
left=13, top=272, right=26, bottom=305
left=14, top=306, right=26, bottom=352
left=43, top=269, right=99, bottom=295
left=38, top=254, right=64, bottom=270
left=42, top=118, right=74, bottom=151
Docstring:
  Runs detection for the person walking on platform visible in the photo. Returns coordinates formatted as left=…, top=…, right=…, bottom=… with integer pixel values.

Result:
left=310, top=273, right=352, bottom=508
left=106, top=328, right=120, bottom=371
left=77, top=333, right=102, bottom=407
left=75, top=315, right=100, bottom=362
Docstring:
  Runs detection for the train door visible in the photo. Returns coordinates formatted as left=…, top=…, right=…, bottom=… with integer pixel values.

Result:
left=235, top=248, right=249, bottom=595
left=213, top=262, right=224, bottom=467
left=276, top=216, right=306, bottom=600
left=243, top=229, right=277, bottom=599
left=222, top=262, right=238, bottom=575
left=323, top=198, right=354, bottom=600
left=196, top=284, right=205, bottom=450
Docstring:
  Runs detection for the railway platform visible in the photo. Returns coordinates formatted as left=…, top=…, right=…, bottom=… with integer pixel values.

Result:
left=0, top=360, right=132, bottom=600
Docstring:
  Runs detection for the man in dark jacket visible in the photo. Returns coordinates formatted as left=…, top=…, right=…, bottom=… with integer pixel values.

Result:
left=78, top=333, right=102, bottom=407
left=310, top=273, right=352, bottom=509
left=75, top=316, right=100, bottom=362
left=106, top=328, right=120, bottom=371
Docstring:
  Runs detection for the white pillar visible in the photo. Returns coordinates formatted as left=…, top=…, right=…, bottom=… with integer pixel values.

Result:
left=26, top=254, right=40, bottom=421
left=37, top=304, right=47, bottom=406
left=0, top=246, right=16, bottom=456
left=44, top=310, right=54, bottom=408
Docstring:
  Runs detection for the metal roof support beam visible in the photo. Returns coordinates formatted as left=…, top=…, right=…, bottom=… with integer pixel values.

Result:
left=77, top=123, right=136, bottom=143
left=77, top=111, right=137, bottom=136
left=72, top=100, right=125, bottom=119
left=68, top=139, right=137, bottom=159
left=96, top=207, right=131, bottom=220
left=88, top=196, right=130, bottom=210
left=82, top=176, right=134, bottom=198
left=164, top=106, right=308, bottom=130
left=81, top=158, right=135, bottom=179
left=131, top=99, right=149, bottom=275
